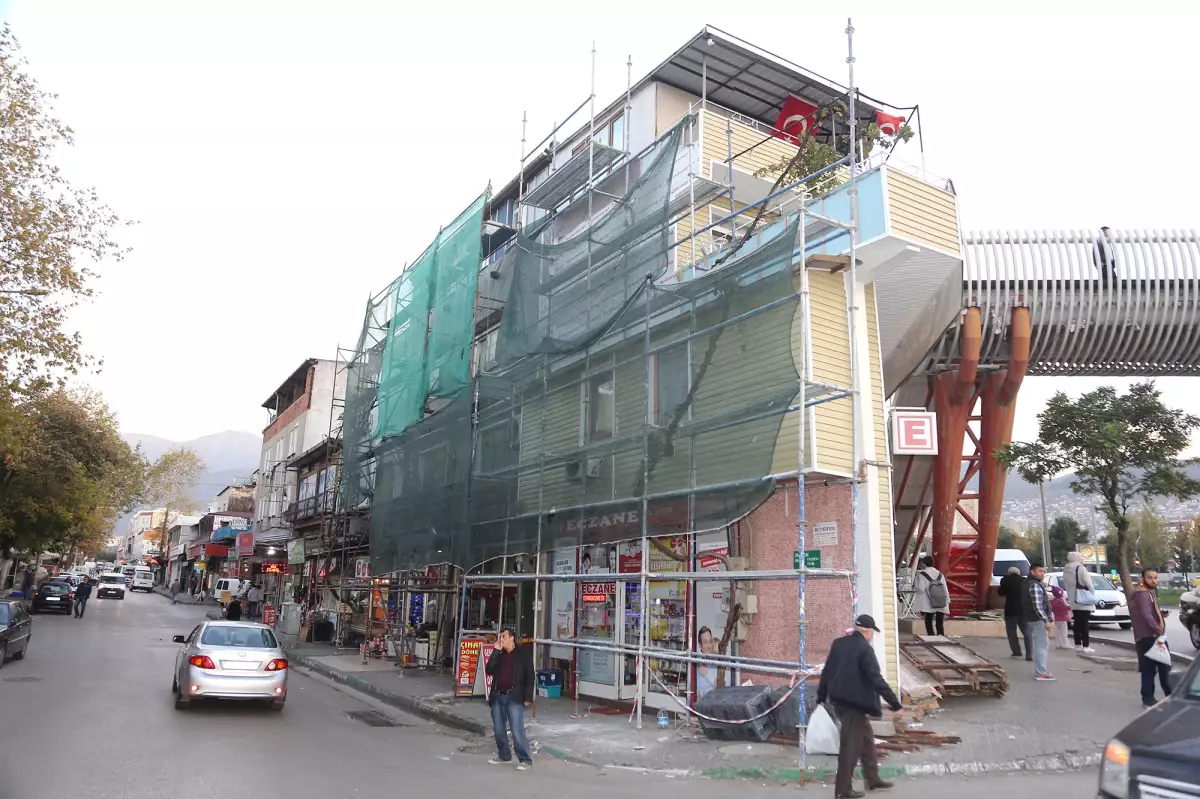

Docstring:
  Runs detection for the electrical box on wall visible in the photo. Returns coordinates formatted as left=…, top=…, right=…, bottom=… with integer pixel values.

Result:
left=726, top=556, right=748, bottom=572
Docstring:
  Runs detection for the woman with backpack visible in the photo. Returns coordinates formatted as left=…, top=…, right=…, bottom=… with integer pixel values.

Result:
left=914, top=555, right=950, bottom=636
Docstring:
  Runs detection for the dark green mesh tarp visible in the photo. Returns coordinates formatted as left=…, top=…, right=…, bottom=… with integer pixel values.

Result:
left=368, top=213, right=805, bottom=571
left=493, top=122, right=684, bottom=368
left=374, top=245, right=435, bottom=439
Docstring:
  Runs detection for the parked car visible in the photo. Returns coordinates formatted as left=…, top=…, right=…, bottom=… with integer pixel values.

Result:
left=1099, top=653, right=1200, bottom=798
left=96, top=573, right=126, bottom=600
left=1179, top=589, right=1200, bottom=650
left=1169, top=574, right=1190, bottom=589
left=171, top=621, right=288, bottom=711
left=0, top=599, right=32, bottom=666
left=1045, top=572, right=1132, bottom=629
left=30, top=581, right=73, bottom=614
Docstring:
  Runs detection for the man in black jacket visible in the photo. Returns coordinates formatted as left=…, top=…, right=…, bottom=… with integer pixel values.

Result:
left=485, top=627, right=535, bottom=770
left=73, top=577, right=93, bottom=618
left=998, top=567, right=1030, bottom=659
left=817, top=614, right=902, bottom=798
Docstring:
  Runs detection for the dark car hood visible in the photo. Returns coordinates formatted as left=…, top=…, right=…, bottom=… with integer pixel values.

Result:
left=1121, top=699, right=1200, bottom=760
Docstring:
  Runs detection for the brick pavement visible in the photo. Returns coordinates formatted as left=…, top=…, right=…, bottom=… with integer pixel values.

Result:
left=287, top=634, right=1158, bottom=781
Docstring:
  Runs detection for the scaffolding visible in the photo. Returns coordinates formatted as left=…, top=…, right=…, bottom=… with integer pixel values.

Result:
left=332, top=21, right=890, bottom=779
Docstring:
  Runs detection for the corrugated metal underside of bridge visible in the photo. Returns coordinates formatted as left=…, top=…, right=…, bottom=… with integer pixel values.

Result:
left=922, top=230, right=1200, bottom=377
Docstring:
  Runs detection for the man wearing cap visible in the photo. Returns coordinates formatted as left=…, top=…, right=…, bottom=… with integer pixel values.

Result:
left=817, top=614, right=902, bottom=799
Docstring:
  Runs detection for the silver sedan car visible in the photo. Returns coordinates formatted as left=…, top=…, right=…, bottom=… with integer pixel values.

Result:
left=171, top=621, right=288, bottom=711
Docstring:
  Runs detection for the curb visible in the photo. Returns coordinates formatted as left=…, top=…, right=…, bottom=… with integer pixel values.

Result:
left=288, top=648, right=1107, bottom=783
left=700, top=751, right=1103, bottom=783
left=1090, top=636, right=1194, bottom=665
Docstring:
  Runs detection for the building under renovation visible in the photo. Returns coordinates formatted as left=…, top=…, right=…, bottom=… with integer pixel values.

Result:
left=302, top=24, right=972, bottom=740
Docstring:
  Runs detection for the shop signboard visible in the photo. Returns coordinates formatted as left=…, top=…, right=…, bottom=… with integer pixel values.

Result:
left=581, top=582, right=616, bottom=603
left=698, top=546, right=729, bottom=571
left=456, top=638, right=486, bottom=697
left=560, top=499, right=689, bottom=544
left=1077, top=543, right=1107, bottom=564
left=812, top=522, right=838, bottom=547
left=354, top=558, right=371, bottom=579
left=287, top=538, right=306, bottom=565
left=236, top=531, right=255, bottom=557
left=260, top=562, right=286, bottom=574
left=891, top=411, right=938, bottom=455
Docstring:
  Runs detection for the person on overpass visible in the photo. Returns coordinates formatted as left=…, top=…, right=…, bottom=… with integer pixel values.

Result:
left=1092, top=226, right=1118, bottom=286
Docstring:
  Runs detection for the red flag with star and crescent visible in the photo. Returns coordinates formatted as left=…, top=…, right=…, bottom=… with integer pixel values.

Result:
left=875, top=111, right=906, bottom=137
left=772, top=95, right=819, bottom=146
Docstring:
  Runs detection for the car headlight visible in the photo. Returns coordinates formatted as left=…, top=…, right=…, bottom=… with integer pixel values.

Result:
left=1101, top=739, right=1130, bottom=798
left=1117, top=595, right=1127, bottom=607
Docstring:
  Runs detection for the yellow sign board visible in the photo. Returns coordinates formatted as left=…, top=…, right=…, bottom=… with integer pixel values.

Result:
left=1077, top=544, right=1108, bottom=563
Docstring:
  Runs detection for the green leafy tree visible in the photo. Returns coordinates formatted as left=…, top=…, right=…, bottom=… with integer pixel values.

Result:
left=1174, top=520, right=1200, bottom=575
left=1047, top=516, right=1090, bottom=567
left=137, top=447, right=206, bottom=553
left=0, top=25, right=129, bottom=394
left=1130, top=505, right=1172, bottom=572
left=0, top=388, right=146, bottom=586
left=997, top=524, right=1017, bottom=549
left=999, top=382, right=1200, bottom=596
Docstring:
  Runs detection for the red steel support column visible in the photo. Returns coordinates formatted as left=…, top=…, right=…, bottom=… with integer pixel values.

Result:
left=974, top=307, right=1030, bottom=609
left=930, top=307, right=981, bottom=575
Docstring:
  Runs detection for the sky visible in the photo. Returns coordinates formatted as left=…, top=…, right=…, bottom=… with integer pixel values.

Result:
left=5, top=0, right=1200, bottom=454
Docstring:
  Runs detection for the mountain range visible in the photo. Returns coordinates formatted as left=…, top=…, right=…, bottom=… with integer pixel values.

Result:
left=112, top=430, right=262, bottom=540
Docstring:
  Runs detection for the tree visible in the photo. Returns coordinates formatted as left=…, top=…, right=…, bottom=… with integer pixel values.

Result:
left=1174, top=521, right=1200, bottom=575
left=997, top=524, right=1017, bottom=549
left=999, top=382, right=1200, bottom=596
left=138, top=447, right=206, bottom=554
left=0, top=388, right=146, bottom=586
left=1047, top=516, right=1090, bottom=567
left=0, top=26, right=128, bottom=394
left=1130, top=506, right=1171, bottom=572
left=754, top=101, right=914, bottom=195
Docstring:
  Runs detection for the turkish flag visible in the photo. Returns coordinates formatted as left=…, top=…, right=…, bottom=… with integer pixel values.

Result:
left=772, top=95, right=819, bottom=145
left=875, top=111, right=906, bottom=137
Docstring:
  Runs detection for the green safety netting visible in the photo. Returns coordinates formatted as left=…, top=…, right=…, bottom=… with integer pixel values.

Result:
left=375, top=193, right=487, bottom=439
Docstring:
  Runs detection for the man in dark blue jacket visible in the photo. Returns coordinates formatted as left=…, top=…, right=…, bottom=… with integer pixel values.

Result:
left=817, top=614, right=902, bottom=798
left=74, top=577, right=93, bottom=618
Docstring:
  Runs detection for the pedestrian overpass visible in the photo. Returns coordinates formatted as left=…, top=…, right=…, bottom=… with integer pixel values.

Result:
left=881, top=229, right=1200, bottom=613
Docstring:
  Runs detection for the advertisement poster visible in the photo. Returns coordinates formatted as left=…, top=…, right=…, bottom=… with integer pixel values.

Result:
left=550, top=549, right=575, bottom=660
left=236, top=531, right=255, bottom=557
left=262, top=604, right=276, bottom=626
left=456, top=638, right=485, bottom=697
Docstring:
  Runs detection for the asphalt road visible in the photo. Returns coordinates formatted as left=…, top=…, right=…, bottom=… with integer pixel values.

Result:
left=0, top=590, right=1101, bottom=799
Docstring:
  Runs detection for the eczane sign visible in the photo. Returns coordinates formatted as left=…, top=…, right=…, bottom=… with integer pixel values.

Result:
left=892, top=411, right=938, bottom=455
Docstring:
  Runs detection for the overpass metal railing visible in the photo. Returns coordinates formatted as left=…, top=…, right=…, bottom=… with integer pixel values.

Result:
left=924, top=229, right=1200, bottom=377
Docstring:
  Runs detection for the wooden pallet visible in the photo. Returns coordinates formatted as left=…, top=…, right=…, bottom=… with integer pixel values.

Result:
left=899, top=636, right=1009, bottom=697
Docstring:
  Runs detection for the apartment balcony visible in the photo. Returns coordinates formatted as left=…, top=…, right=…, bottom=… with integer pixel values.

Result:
left=284, top=492, right=335, bottom=525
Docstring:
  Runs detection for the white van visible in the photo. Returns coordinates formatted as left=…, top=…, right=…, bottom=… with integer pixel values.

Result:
left=212, top=578, right=248, bottom=605
left=990, top=548, right=1032, bottom=586
left=131, top=566, right=155, bottom=592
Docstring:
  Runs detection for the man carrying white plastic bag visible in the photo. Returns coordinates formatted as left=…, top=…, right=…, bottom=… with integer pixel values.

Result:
left=1130, top=568, right=1172, bottom=707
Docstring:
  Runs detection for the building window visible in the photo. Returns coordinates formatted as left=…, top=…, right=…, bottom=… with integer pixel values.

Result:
left=652, top=345, right=691, bottom=427
left=573, top=113, right=625, bottom=155
left=287, top=425, right=298, bottom=457
left=585, top=371, right=615, bottom=442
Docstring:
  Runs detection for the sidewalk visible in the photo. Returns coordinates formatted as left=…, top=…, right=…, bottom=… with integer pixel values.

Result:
left=287, top=635, right=1157, bottom=782
left=151, top=587, right=218, bottom=606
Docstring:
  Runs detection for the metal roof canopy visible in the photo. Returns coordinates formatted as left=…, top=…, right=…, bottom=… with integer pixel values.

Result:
left=649, top=26, right=893, bottom=138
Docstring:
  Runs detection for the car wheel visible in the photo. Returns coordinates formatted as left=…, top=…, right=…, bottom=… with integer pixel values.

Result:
left=174, top=694, right=190, bottom=710
left=172, top=675, right=179, bottom=693
left=13, top=641, right=26, bottom=660
left=1119, top=623, right=1132, bottom=630
left=1191, top=623, right=1200, bottom=651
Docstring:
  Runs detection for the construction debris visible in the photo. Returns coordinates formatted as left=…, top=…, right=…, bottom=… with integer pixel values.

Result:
left=876, top=729, right=962, bottom=752
left=899, top=636, right=1009, bottom=698
left=899, top=657, right=942, bottom=712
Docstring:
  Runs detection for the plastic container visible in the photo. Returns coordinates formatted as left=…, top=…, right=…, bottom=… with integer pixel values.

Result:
left=536, top=669, right=563, bottom=687
left=537, top=685, right=562, bottom=698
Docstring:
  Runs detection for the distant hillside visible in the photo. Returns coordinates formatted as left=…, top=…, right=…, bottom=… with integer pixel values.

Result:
left=113, top=430, right=261, bottom=540
left=1004, top=462, right=1200, bottom=503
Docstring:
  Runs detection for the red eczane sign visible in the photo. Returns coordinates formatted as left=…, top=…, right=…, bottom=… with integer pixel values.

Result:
left=892, top=411, right=938, bottom=455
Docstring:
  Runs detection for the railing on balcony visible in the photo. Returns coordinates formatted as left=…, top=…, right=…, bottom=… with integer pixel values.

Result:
left=284, top=491, right=336, bottom=524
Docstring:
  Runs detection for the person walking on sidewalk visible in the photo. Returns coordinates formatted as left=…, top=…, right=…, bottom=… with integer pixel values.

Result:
left=817, top=614, right=902, bottom=799
left=1130, top=568, right=1172, bottom=707
left=1022, top=562, right=1056, bottom=681
left=913, top=556, right=949, bottom=636
left=999, top=566, right=1030, bottom=659
left=485, top=627, right=535, bottom=771
left=247, top=583, right=264, bottom=619
left=170, top=580, right=180, bottom=604
left=1050, top=585, right=1071, bottom=649
left=1063, top=551, right=1097, bottom=653
left=73, top=577, right=92, bottom=618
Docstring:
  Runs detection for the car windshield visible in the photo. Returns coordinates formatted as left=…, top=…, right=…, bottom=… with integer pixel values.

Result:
left=101, top=575, right=123, bottom=584
left=200, top=626, right=278, bottom=649
left=1090, top=575, right=1117, bottom=591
